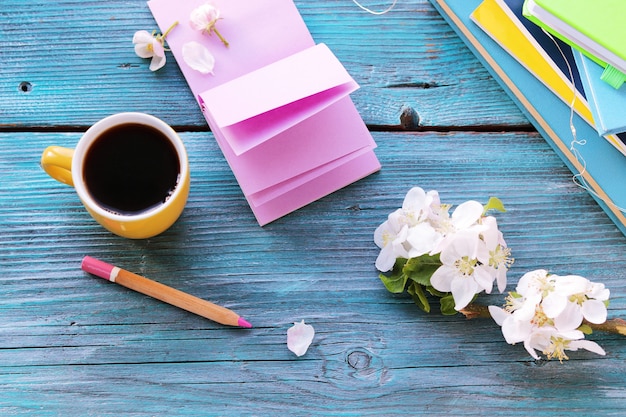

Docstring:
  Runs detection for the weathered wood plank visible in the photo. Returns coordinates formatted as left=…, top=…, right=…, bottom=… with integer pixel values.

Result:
left=2, top=0, right=625, bottom=414
left=0, top=0, right=526, bottom=129
left=1, top=130, right=625, bottom=415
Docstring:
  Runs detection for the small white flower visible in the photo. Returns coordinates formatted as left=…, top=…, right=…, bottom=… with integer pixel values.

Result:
left=523, top=327, right=559, bottom=360
left=374, top=224, right=409, bottom=272
left=489, top=270, right=610, bottom=361
left=400, top=187, right=437, bottom=225
left=478, top=216, right=512, bottom=293
left=431, top=200, right=484, bottom=254
left=374, top=209, right=405, bottom=249
left=515, top=269, right=552, bottom=299
left=374, top=209, right=411, bottom=272
left=132, top=22, right=179, bottom=72
left=190, top=3, right=220, bottom=31
left=522, top=273, right=610, bottom=329
left=374, top=188, right=511, bottom=314
left=182, top=41, right=216, bottom=75
left=541, top=331, right=606, bottom=362
left=190, top=2, right=229, bottom=47
left=287, top=320, right=315, bottom=357
left=133, top=30, right=166, bottom=71
left=430, top=230, right=493, bottom=310
left=406, top=221, right=443, bottom=258
left=548, top=275, right=609, bottom=325
left=450, top=200, right=484, bottom=230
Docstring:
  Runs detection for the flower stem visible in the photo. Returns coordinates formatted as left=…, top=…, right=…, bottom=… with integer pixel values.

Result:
left=162, top=21, right=179, bottom=39
left=459, top=303, right=626, bottom=336
left=587, top=318, right=626, bottom=336
left=213, top=27, right=229, bottom=47
left=458, top=303, right=491, bottom=319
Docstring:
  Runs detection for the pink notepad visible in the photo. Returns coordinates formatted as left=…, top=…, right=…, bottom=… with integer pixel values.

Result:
left=148, top=0, right=380, bottom=225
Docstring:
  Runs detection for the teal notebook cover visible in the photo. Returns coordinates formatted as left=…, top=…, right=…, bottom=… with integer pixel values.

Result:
left=427, top=0, right=626, bottom=236
left=522, top=0, right=626, bottom=89
left=574, top=50, right=626, bottom=137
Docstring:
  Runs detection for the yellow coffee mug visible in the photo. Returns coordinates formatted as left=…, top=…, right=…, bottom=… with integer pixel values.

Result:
left=41, top=113, right=190, bottom=239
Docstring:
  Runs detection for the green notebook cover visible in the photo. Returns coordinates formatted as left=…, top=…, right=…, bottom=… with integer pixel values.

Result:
left=523, top=0, right=626, bottom=89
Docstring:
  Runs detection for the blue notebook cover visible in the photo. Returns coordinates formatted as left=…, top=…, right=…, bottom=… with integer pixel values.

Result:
left=574, top=50, right=626, bottom=137
left=427, top=0, right=626, bottom=236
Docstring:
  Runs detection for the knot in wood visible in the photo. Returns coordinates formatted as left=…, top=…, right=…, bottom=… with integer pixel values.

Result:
left=347, top=349, right=372, bottom=370
left=18, top=81, right=33, bottom=93
left=399, top=105, right=419, bottom=129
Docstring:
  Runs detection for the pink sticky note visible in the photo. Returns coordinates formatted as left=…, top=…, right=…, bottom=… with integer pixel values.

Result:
left=148, top=0, right=315, bottom=96
left=200, top=43, right=359, bottom=155
left=249, top=149, right=381, bottom=226
left=207, top=96, right=377, bottom=198
left=148, top=0, right=381, bottom=225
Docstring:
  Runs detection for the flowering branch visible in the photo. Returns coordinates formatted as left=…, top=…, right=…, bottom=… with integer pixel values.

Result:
left=460, top=303, right=626, bottom=336
left=375, top=187, right=512, bottom=315
left=486, top=270, right=620, bottom=361
left=375, top=187, right=622, bottom=362
left=587, top=317, right=626, bottom=335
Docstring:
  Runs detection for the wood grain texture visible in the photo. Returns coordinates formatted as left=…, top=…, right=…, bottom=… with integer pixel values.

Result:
left=1, top=130, right=625, bottom=415
left=0, top=0, right=526, bottom=129
left=1, top=0, right=626, bottom=415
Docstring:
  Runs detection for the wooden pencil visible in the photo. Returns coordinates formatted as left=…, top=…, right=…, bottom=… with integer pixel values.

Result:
left=81, top=256, right=252, bottom=328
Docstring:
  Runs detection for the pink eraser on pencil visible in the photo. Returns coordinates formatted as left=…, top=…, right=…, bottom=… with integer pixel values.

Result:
left=81, top=256, right=115, bottom=281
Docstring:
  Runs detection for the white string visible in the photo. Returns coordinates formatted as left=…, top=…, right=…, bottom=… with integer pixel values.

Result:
left=544, top=28, right=626, bottom=214
left=351, top=0, right=398, bottom=15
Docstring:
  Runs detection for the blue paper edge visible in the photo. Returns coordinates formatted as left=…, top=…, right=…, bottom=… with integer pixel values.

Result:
left=574, top=50, right=626, bottom=136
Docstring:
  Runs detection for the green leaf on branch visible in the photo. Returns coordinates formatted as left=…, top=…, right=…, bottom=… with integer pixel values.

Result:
left=403, top=254, right=441, bottom=286
left=379, top=258, right=409, bottom=293
left=407, top=281, right=431, bottom=313
left=426, top=286, right=447, bottom=297
left=578, top=323, right=593, bottom=335
left=483, top=196, right=506, bottom=214
left=440, top=294, right=457, bottom=315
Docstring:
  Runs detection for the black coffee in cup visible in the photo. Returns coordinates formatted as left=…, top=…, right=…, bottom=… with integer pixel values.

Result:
left=83, top=123, right=180, bottom=215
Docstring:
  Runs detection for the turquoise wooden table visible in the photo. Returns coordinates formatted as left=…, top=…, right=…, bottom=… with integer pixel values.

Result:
left=2, top=0, right=626, bottom=415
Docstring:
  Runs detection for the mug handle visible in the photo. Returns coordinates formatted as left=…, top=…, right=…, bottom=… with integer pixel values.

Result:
left=41, top=146, right=75, bottom=187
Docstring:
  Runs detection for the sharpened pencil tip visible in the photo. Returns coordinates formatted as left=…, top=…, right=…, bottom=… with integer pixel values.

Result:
left=238, top=317, right=252, bottom=328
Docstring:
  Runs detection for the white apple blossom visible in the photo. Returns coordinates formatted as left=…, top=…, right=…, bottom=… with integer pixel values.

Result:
left=430, top=200, right=485, bottom=254
left=489, top=270, right=609, bottom=361
left=132, top=22, right=179, bottom=71
left=430, top=230, right=494, bottom=310
left=478, top=216, right=512, bottom=293
left=374, top=222, right=409, bottom=272
left=542, top=274, right=609, bottom=325
left=374, top=187, right=512, bottom=312
left=189, top=3, right=229, bottom=47
left=133, top=30, right=167, bottom=71
left=400, top=187, right=440, bottom=225
left=406, top=221, right=443, bottom=258
left=190, top=3, right=220, bottom=31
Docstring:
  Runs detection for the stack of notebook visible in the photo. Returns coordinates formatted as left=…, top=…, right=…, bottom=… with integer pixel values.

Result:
left=428, top=0, right=626, bottom=236
left=523, top=0, right=626, bottom=90
left=522, top=0, right=626, bottom=137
